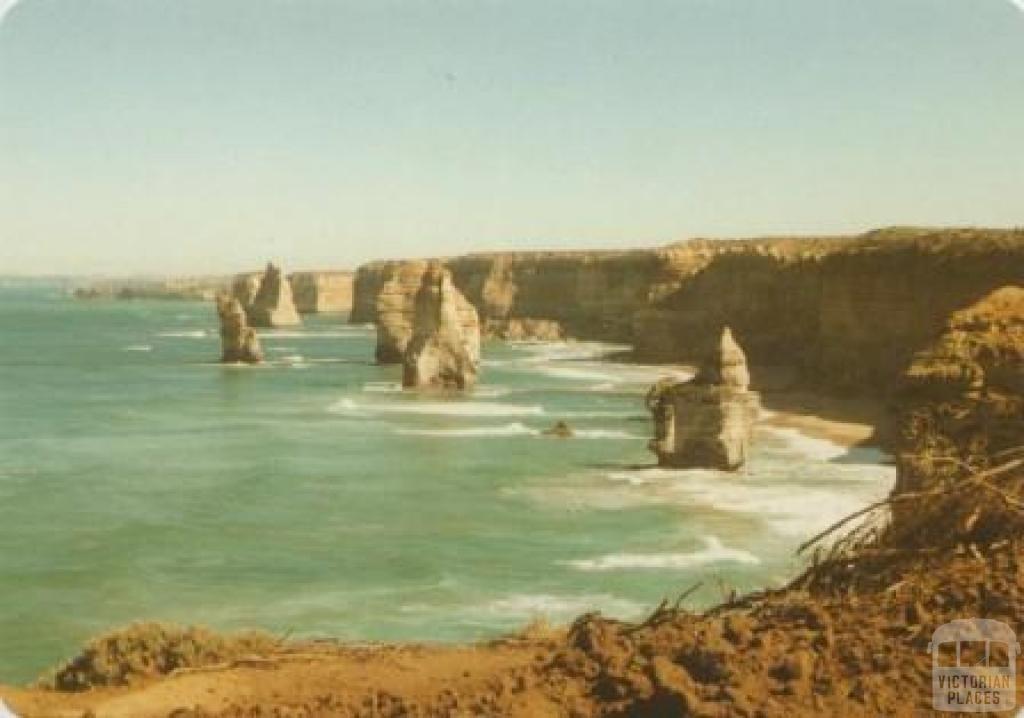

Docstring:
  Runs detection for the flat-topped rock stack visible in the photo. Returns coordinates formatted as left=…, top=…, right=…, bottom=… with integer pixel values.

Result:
left=215, top=293, right=263, bottom=364
left=246, top=263, right=302, bottom=328
left=647, top=327, right=760, bottom=471
left=401, top=267, right=481, bottom=390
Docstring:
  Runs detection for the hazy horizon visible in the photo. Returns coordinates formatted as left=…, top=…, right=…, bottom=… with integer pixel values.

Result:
left=2, top=0, right=1023, bottom=275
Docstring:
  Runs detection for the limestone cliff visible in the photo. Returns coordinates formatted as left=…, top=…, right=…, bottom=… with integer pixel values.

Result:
left=402, top=268, right=480, bottom=389
left=247, top=263, right=302, bottom=328
left=215, top=294, right=263, bottom=364
left=647, top=327, right=760, bottom=470
left=351, top=228, right=1024, bottom=396
left=289, top=271, right=353, bottom=314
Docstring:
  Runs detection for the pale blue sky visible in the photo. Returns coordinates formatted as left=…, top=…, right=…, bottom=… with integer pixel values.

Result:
left=1, top=0, right=1022, bottom=275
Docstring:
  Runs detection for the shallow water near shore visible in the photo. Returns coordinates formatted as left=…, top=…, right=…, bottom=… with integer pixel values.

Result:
left=0, top=283, right=895, bottom=683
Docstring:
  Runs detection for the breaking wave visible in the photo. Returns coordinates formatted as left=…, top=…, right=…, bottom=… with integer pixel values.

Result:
left=564, top=536, right=760, bottom=572
left=395, top=422, right=539, bottom=438
left=329, top=398, right=546, bottom=418
left=157, top=330, right=208, bottom=338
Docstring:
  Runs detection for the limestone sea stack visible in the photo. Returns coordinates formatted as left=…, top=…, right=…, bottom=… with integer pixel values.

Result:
left=647, top=327, right=760, bottom=471
left=230, top=272, right=262, bottom=313
left=401, top=267, right=481, bottom=390
left=216, top=293, right=263, bottom=364
left=247, top=263, right=302, bottom=328
left=375, top=261, right=479, bottom=364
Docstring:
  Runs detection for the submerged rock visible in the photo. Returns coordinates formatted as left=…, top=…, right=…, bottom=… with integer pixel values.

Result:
left=647, top=327, right=760, bottom=471
left=247, top=263, right=302, bottom=328
left=215, top=293, right=263, bottom=364
left=543, top=420, right=575, bottom=438
left=402, top=267, right=481, bottom=389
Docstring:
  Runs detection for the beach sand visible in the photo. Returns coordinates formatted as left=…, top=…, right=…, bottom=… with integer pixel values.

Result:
left=759, top=391, right=893, bottom=451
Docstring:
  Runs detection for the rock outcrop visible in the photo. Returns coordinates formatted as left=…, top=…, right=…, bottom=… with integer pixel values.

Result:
left=247, top=263, right=302, bottom=328
left=543, top=420, right=575, bottom=438
left=215, top=293, right=263, bottom=364
left=401, top=267, right=481, bottom=390
left=893, top=286, right=1024, bottom=504
left=647, top=328, right=760, bottom=471
left=351, top=228, right=1024, bottom=397
left=374, top=261, right=480, bottom=364
left=289, top=271, right=354, bottom=314
left=483, top=318, right=565, bottom=342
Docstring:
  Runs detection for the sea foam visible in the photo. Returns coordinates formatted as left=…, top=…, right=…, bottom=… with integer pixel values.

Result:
left=329, top=398, right=546, bottom=418
left=157, top=330, right=209, bottom=338
left=396, top=422, right=539, bottom=438
left=760, top=426, right=892, bottom=465
left=565, top=536, right=760, bottom=572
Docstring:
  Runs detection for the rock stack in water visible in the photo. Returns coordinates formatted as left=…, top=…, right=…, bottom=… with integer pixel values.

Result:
left=215, top=293, right=263, bottom=364
left=401, top=267, right=481, bottom=390
left=247, top=263, right=301, bottom=328
left=375, top=262, right=480, bottom=364
left=647, top=327, right=760, bottom=471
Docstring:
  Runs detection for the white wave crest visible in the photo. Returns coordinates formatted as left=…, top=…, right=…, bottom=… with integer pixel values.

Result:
left=609, top=467, right=894, bottom=537
left=396, top=422, right=539, bottom=438
left=481, top=593, right=646, bottom=619
left=158, top=330, right=208, bottom=338
left=122, top=345, right=152, bottom=352
left=329, top=398, right=546, bottom=418
left=565, top=536, right=760, bottom=572
left=539, top=366, right=620, bottom=383
left=571, top=429, right=644, bottom=440
left=363, top=382, right=403, bottom=394
left=759, top=426, right=847, bottom=462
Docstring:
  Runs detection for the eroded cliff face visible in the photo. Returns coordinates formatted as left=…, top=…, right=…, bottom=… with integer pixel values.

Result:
left=289, top=271, right=353, bottom=314
left=352, top=249, right=689, bottom=342
left=351, top=228, right=1024, bottom=395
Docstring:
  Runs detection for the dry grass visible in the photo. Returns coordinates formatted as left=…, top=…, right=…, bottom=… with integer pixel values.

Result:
left=40, top=622, right=279, bottom=691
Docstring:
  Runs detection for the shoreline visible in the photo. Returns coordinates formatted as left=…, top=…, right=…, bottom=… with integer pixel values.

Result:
left=758, top=390, right=892, bottom=453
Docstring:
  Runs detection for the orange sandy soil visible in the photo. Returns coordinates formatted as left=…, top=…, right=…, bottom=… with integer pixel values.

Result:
left=4, top=537, right=1022, bottom=718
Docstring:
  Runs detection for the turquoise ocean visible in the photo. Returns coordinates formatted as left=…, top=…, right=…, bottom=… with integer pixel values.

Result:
left=0, top=282, right=894, bottom=683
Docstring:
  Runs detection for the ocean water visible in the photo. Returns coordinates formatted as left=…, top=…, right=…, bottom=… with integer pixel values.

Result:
left=0, top=283, right=895, bottom=683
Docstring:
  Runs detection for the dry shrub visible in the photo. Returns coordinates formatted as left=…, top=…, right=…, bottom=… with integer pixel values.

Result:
left=42, top=622, right=278, bottom=691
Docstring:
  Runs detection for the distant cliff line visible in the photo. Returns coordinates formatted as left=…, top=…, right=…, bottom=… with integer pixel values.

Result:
left=350, top=227, right=1024, bottom=394
left=75, top=270, right=355, bottom=315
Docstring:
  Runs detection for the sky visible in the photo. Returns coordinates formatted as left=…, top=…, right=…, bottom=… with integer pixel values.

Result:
left=1, top=1, right=1022, bottom=275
